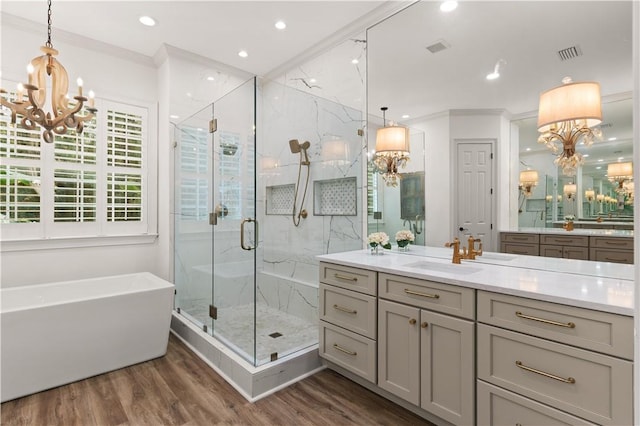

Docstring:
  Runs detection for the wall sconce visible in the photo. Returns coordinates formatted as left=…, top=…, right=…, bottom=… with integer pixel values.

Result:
left=545, top=195, right=553, bottom=203
left=537, top=77, right=602, bottom=177
left=563, top=183, right=577, bottom=200
left=557, top=194, right=563, bottom=202
left=518, top=169, right=538, bottom=197
left=372, top=106, right=410, bottom=187
left=596, top=194, right=605, bottom=203
left=584, top=189, right=595, bottom=201
left=607, top=161, right=633, bottom=192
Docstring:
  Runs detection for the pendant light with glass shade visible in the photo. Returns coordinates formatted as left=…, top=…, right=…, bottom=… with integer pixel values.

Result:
left=372, top=107, right=410, bottom=187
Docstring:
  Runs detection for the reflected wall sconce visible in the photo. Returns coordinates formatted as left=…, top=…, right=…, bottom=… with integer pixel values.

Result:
left=0, top=0, right=96, bottom=143
left=545, top=195, right=553, bottom=203
left=557, top=194, right=563, bottom=202
left=373, top=106, right=410, bottom=187
left=518, top=169, right=538, bottom=197
left=537, top=77, right=602, bottom=176
left=322, top=137, right=349, bottom=166
left=563, top=183, right=577, bottom=200
left=607, top=161, right=633, bottom=192
left=584, top=189, right=595, bottom=202
left=596, top=194, right=605, bottom=203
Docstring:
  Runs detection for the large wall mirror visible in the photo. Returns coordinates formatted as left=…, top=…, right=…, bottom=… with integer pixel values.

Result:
left=366, top=0, right=634, bottom=250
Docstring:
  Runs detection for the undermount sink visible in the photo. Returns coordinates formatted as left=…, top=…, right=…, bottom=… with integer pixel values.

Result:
left=474, top=253, right=516, bottom=261
left=403, top=260, right=481, bottom=275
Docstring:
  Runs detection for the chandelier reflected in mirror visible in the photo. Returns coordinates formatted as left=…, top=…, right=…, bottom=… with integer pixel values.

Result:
left=372, top=107, right=409, bottom=187
left=0, top=0, right=96, bottom=143
left=537, top=77, right=602, bottom=177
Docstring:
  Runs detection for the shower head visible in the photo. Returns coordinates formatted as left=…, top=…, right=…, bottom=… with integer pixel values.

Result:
left=289, top=139, right=301, bottom=154
left=289, top=139, right=311, bottom=165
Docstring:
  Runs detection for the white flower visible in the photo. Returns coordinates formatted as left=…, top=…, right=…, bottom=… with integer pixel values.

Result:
left=368, top=232, right=389, bottom=246
left=564, top=215, right=575, bottom=221
left=395, top=229, right=415, bottom=242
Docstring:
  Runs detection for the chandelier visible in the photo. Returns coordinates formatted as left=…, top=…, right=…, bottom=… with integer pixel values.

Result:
left=0, top=0, right=96, bottom=143
left=372, top=107, right=409, bottom=187
left=607, top=161, right=633, bottom=192
left=537, top=77, right=602, bottom=177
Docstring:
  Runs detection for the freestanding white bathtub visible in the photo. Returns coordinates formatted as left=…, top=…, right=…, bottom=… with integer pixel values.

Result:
left=0, top=272, right=175, bottom=402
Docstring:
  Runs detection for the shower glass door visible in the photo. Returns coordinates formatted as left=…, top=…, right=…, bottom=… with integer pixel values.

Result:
left=210, top=78, right=257, bottom=364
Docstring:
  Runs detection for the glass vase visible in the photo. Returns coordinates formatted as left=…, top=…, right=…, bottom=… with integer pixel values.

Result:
left=397, top=240, right=410, bottom=252
left=370, top=244, right=383, bottom=255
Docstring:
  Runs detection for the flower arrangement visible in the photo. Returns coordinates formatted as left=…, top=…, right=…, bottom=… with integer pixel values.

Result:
left=564, top=215, right=575, bottom=221
left=395, top=229, right=415, bottom=250
left=368, top=232, right=391, bottom=250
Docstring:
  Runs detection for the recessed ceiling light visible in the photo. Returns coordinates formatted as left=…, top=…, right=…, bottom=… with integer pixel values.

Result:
left=597, top=159, right=604, bottom=162
left=206, top=76, right=215, bottom=81
left=351, top=58, right=359, bottom=64
left=170, top=114, right=179, bottom=119
left=526, top=147, right=531, bottom=152
left=238, top=50, right=248, bottom=58
left=275, top=20, right=286, bottom=30
left=139, top=16, right=156, bottom=27
left=402, top=114, right=410, bottom=119
left=608, top=137, right=618, bottom=141
left=440, top=1, right=458, bottom=13
left=309, top=78, right=317, bottom=83
left=596, top=166, right=602, bottom=170
left=486, top=72, right=499, bottom=80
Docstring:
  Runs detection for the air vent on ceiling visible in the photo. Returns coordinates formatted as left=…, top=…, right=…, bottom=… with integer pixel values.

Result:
left=557, top=45, right=582, bottom=61
left=597, top=122, right=613, bottom=129
left=426, top=39, right=450, bottom=54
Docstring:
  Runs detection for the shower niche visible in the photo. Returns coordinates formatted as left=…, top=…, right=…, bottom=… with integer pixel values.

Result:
left=313, top=177, right=357, bottom=216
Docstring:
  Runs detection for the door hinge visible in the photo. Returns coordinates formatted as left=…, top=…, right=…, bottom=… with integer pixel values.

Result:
left=174, top=288, right=177, bottom=295
left=491, top=224, right=493, bottom=230
left=490, top=152, right=494, bottom=159
left=490, top=188, right=493, bottom=194
left=209, top=212, right=217, bottom=226
left=209, top=118, right=217, bottom=134
left=209, top=305, right=218, bottom=320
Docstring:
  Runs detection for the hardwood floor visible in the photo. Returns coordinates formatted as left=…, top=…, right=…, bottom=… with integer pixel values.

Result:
left=1, top=334, right=435, bottom=425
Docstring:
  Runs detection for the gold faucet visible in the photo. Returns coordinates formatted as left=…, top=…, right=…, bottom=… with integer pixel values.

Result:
left=444, top=237, right=462, bottom=264
left=463, top=236, right=483, bottom=260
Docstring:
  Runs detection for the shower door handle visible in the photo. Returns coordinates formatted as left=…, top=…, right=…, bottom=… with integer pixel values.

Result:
left=240, top=218, right=258, bottom=250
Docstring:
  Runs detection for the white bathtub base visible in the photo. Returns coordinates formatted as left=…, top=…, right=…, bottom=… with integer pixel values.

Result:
left=170, top=312, right=323, bottom=401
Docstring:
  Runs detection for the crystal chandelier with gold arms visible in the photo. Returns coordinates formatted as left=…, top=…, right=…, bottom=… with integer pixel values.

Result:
left=372, top=107, right=410, bottom=187
left=537, top=77, right=602, bottom=177
left=0, top=0, right=96, bottom=143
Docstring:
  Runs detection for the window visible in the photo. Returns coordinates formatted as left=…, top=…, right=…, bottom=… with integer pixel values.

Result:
left=0, top=92, right=151, bottom=241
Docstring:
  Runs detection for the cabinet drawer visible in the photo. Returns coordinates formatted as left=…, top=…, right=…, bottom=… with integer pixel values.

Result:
left=539, top=244, right=562, bottom=258
left=378, top=273, right=474, bottom=319
left=590, top=236, right=633, bottom=250
left=477, top=381, right=597, bottom=426
left=319, top=321, right=376, bottom=383
left=540, top=234, right=588, bottom=246
left=501, top=232, right=539, bottom=244
left=477, top=324, right=633, bottom=426
left=500, top=242, right=539, bottom=256
left=589, top=247, right=634, bottom=264
left=319, top=284, right=376, bottom=339
left=478, top=291, right=633, bottom=359
left=562, top=245, right=589, bottom=259
left=319, top=262, right=376, bottom=295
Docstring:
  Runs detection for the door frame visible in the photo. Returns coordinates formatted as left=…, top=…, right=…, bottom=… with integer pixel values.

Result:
left=452, top=138, right=497, bottom=252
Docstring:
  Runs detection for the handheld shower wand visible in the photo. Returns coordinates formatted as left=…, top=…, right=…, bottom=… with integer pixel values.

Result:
left=289, top=139, right=311, bottom=226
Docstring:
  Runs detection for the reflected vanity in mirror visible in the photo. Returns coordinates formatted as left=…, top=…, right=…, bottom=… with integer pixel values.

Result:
left=366, top=0, right=634, bottom=265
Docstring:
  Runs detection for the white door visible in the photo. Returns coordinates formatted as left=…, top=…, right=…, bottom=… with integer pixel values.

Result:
left=456, top=141, right=494, bottom=250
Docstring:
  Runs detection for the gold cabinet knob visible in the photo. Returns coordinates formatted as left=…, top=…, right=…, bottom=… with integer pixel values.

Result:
left=409, top=318, right=416, bottom=325
left=421, top=322, right=428, bottom=328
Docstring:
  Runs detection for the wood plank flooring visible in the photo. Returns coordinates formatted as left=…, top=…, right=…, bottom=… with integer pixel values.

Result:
left=1, top=334, right=435, bottom=425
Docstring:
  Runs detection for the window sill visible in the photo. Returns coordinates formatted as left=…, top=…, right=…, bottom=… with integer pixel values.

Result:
left=0, top=234, right=159, bottom=253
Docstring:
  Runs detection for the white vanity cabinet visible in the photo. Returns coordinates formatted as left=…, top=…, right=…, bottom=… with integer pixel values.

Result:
left=318, top=263, right=377, bottom=383
left=377, top=273, right=475, bottom=426
left=477, top=291, right=634, bottom=426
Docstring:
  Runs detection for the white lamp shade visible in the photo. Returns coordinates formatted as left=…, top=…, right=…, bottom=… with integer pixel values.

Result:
left=375, top=126, right=409, bottom=153
left=596, top=194, right=605, bottom=201
left=607, top=162, right=633, bottom=180
left=322, top=139, right=349, bottom=162
left=519, top=170, right=539, bottom=185
left=537, top=81, right=602, bottom=132
left=585, top=189, right=595, bottom=199
left=563, top=183, right=577, bottom=196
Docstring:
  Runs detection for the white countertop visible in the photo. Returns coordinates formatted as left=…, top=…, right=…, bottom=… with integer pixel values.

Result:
left=318, top=248, right=634, bottom=316
left=510, top=228, right=634, bottom=237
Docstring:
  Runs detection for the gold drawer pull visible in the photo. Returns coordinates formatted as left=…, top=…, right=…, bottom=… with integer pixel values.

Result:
left=333, top=344, right=357, bottom=356
left=421, top=322, right=428, bottom=328
left=404, top=289, right=440, bottom=299
left=515, top=311, right=575, bottom=328
left=334, top=273, right=357, bottom=282
left=604, top=240, right=626, bottom=246
left=333, top=304, right=357, bottom=314
left=515, top=361, right=576, bottom=384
